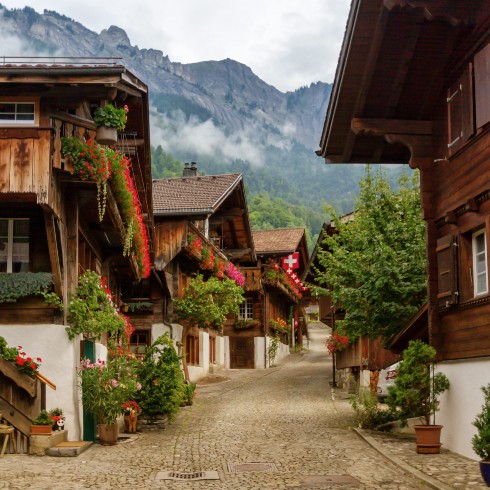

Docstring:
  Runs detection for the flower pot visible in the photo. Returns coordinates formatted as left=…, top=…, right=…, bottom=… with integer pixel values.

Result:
left=414, top=424, right=443, bottom=454
left=480, top=461, right=490, bottom=487
left=96, top=126, right=118, bottom=146
left=31, top=425, right=52, bottom=435
left=124, top=413, right=138, bottom=433
left=98, top=423, right=119, bottom=445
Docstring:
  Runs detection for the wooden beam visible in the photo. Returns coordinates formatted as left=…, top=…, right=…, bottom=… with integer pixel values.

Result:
left=223, top=248, right=252, bottom=258
left=0, top=358, right=36, bottom=398
left=351, top=118, right=432, bottom=136
left=43, top=211, right=63, bottom=297
left=65, top=191, right=78, bottom=301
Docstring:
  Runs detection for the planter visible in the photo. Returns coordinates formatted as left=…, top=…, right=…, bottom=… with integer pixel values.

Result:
left=480, top=461, right=490, bottom=487
left=98, top=423, right=119, bottom=445
left=96, top=126, right=118, bottom=146
left=31, top=425, right=53, bottom=435
left=414, top=424, right=443, bottom=454
left=137, top=414, right=169, bottom=432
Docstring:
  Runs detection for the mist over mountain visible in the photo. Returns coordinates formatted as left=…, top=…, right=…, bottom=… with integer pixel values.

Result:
left=0, top=5, right=405, bottom=241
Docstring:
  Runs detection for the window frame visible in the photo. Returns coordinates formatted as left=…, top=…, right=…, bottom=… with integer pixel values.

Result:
left=239, top=298, right=254, bottom=320
left=472, top=228, right=488, bottom=297
left=0, top=218, right=30, bottom=273
left=0, top=96, right=40, bottom=127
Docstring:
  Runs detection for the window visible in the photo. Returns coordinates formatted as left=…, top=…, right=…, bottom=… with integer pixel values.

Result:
left=239, top=298, right=254, bottom=319
left=0, top=219, right=29, bottom=273
left=472, top=229, right=488, bottom=296
left=129, top=330, right=150, bottom=357
left=0, top=97, right=39, bottom=126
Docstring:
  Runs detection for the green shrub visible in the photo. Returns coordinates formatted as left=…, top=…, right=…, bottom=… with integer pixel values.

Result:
left=181, top=383, right=197, bottom=406
left=0, top=272, right=54, bottom=303
left=472, top=384, right=490, bottom=461
left=32, top=409, right=53, bottom=425
left=136, top=335, right=185, bottom=420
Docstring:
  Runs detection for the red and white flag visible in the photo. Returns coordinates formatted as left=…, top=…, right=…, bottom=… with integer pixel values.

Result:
left=282, top=252, right=299, bottom=270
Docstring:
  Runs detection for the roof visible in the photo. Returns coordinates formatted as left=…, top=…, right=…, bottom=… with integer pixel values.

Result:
left=152, top=173, right=242, bottom=215
left=252, top=228, right=305, bottom=254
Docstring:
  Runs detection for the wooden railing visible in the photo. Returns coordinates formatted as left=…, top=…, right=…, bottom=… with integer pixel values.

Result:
left=0, top=357, right=55, bottom=454
left=242, top=268, right=262, bottom=291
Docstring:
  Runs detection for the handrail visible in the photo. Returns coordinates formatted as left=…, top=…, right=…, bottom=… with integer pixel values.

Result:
left=34, top=372, right=56, bottom=391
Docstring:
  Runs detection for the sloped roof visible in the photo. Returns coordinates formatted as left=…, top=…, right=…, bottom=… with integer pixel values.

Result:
left=153, top=174, right=242, bottom=215
left=252, top=228, right=305, bottom=254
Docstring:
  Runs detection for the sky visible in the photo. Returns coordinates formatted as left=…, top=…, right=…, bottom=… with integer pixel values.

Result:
left=0, top=0, right=351, bottom=92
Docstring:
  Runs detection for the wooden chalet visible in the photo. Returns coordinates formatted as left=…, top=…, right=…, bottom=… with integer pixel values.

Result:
left=305, top=217, right=398, bottom=390
left=231, top=228, right=309, bottom=368
left=0, top=57, right=155, bottom=448
left=152, top=166, right=255, bottom=381
left=318, top=0, right=490, bottom=458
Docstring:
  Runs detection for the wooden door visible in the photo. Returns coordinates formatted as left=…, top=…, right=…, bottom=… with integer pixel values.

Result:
left=230, top=337, right=254, bottom=369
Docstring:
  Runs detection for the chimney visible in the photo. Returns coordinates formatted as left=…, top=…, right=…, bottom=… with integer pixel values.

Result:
left=182, top=162, right=191, bottom=177
left=189, top=162, right=198, bottom=177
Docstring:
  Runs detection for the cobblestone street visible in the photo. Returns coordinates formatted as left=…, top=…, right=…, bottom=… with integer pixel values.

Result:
left=0, top=325, right=478, bottom=489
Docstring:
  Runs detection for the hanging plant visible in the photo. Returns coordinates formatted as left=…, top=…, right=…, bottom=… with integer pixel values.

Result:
left=93, top=104, right=128, bottom=131
left=61, top=138, right=111, bottom=221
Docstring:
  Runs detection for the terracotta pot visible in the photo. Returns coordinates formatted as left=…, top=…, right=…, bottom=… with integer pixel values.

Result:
left=31, top=424, right=52, bottom=435
left=96, top=126, right=118, bottom=145
left=414, top=424, right=443, bottom=454
left=98, top=423, right=119, bottom=445
left=480, top=461, right=490, bottom=487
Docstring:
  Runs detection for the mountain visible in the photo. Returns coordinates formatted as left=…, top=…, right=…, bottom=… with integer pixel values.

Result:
left=0, top=5, right=407, bottom=242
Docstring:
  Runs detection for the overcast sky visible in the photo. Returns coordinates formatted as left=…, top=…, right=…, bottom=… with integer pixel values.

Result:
left=0, top=0, right=351, bottom=92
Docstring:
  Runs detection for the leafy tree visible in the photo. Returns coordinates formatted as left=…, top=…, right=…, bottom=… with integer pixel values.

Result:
left=315, top=166, right=426, bottom=342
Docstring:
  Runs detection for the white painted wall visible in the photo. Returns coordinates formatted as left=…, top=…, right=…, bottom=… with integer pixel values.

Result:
left=359, top=369, right=371, bottom=388
left=0, top=324, right=82, bottom=440
left=436, top=358, right=490, bottom=460
left=216, top=336, right=225, bottom=366
left=151, top=323, right=172, bottom=341
left=224, top=336, right=230, bottom=369
left=255, top=337, right=266, bottom=368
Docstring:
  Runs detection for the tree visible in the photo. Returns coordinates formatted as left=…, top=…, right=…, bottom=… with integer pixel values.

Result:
left=315, top=166, right=426, bottom=342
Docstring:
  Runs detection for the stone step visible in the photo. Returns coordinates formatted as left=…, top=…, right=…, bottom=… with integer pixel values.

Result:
left=46, top=440, right=93, bottom=457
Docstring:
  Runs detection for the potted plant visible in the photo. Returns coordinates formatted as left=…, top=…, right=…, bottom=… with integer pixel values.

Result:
left=472, top=384, right=490, bottom=486
left=387, top=340, right=450, bottom=454
left=78, top=343, right=141, bottom=445
left=31, top=409, right=54, bottom=435
left=93, top=103, right=128, bottom=145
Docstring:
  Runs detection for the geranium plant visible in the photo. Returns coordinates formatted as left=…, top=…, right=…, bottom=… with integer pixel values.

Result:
left=93, top=104, right=128, bottom=130
left=121, top=400, right=141, bottom=415
left=325, top=332, right=349, bottom=354
left=269, top=318, right=289, bottom=334
left=0, top=336, right=41, bottom=377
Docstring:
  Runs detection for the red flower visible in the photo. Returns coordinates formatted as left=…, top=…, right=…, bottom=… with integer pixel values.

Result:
left=16, top=356, right=25, bottom=366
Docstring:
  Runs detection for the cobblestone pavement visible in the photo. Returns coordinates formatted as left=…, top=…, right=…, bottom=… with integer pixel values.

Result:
left=0, top=325, right=481, bottom=489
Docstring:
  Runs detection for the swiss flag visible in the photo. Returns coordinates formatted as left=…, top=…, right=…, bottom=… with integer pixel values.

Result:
left=282, top=252, right=299, bottom=270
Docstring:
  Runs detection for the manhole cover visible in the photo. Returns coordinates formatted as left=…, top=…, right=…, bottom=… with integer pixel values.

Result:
left=301, top=475, right=360, bottom=486
left=155, top=471, right=219, bottom=481
left=228, top=462, right=278, bottom=473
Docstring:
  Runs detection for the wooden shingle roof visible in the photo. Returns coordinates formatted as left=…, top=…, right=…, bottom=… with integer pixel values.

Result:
left=252, top=228, right=305, bottom=254
left=152, top=174, right=242, bottom=215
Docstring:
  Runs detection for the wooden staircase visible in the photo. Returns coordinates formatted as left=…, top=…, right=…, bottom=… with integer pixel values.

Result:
left=0, top=357, right=53, bottom=454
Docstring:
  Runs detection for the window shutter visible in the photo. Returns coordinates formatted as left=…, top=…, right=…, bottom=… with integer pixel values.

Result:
left=447, top=64, right=474, bottom=156
left=436, top=234, right=458, bottom=308
left=475, top=43, right=490, bottom=129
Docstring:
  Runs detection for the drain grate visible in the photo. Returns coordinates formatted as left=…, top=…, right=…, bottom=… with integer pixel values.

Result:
left=155, top=470, right=219, bottom=481
left=228, top=462, right=278, bottom=473
left=301, top=475, right=360, bottom=486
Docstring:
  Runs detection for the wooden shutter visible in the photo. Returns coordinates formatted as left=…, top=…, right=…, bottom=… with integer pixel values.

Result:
left=474, top=43, right=490, bottom=129
left=447, top=64, right=474, bottom=156
left=436, top=234, right=458, bottom=308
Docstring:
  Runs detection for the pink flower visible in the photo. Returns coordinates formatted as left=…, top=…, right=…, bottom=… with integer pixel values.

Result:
left=111, top=379, right=119, bottom=388
left=136, top=382, right=142, bottom=391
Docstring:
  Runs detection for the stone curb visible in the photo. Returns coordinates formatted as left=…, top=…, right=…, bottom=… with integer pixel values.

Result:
left=352, top=428, right=453, bottom=490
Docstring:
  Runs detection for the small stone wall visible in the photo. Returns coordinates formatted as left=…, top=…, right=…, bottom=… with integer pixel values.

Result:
left=136, top=414, right=169, bottom=431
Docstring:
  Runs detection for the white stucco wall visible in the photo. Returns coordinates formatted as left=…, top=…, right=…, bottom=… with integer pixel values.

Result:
left=216, top=336, right=225, bottom=366
left=255, top=337, right=267, bottom=368
left=436, top=357, right=490, bottom=460
left=224, top=336, right=230, bottom=369
left=151, top=323, right=172, bottom=341
left=0, top=324, right=82, bottom=440
left=359, top=369, right=371, bottom=388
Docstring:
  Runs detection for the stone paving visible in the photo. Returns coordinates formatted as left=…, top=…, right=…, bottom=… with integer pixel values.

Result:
left=0, top=324, right=484, bottom=489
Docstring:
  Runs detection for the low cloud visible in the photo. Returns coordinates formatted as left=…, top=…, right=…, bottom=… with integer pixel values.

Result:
left=150, top=109, right=295, bottom=166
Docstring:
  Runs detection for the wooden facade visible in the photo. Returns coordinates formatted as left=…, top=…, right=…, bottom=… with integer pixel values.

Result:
left=318, top=1, right=490, bottom=364
left=0, top=58, right=157, bottom=444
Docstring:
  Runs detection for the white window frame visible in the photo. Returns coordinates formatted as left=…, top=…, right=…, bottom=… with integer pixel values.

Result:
left=0, top=96, right=39, bottom=127
left=239, top=298, right=254, bottom=320
left=0, top=218, right=29, bottom=273
left=472, top=229, right=488, bottom=296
